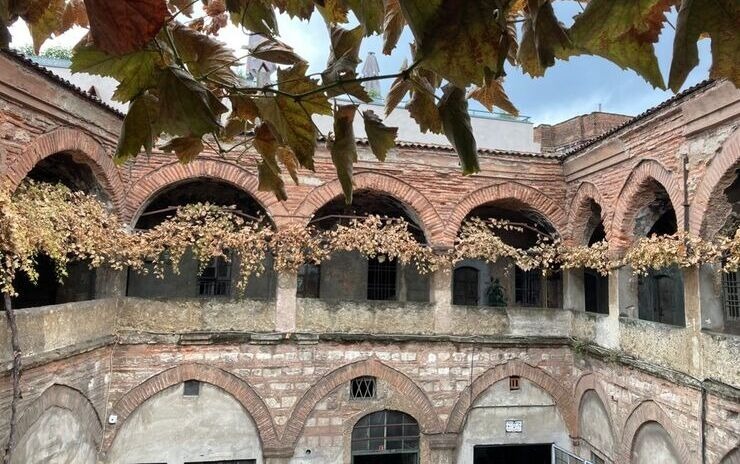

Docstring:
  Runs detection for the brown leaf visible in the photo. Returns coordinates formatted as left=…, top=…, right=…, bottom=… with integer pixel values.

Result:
left=161, top=136, right=204, bottom=163
left=330, top=104, right=357, bottom=203
left=249, top=37, right=305, bottom=64
left=382, top=0, right=404, bottom=55
left=385, top=74, right=411, bottom=116
left=28, top=0, right=64, bottom=53
left=277, top=145, right=300, bottom=185
left=254, top=123, right=288, bottom=201
left=363, top=110, right=397, bottom=162
left=84, top=0, right=168, bottom=55
left=468, top=76, right=519, bottom=116
left=407, top=77, right=442, bottom=134
left=230, top=95, right=260, bottom=121
left=439, top=85, right=478, bottom=175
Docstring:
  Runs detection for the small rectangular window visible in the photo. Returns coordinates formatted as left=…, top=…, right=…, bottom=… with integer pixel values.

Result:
left=183, top=380, right=201, bottom=397
left=350, top=376, right=376, bottom=399
left=367, top=257, right=396, bottom=300
left=509, top=376, right=520, bottom=391
left=198, top=255, right=232, bottom=297
left=297, top=263, right=321, bottom=298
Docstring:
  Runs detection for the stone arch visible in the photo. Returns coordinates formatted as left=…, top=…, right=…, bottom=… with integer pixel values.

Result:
left=107, top=363, right=279, bottom=449
left=619, top=400, right=693, bottom=464
left=291, top=171, right=445, bottom=244
left=282, top=358, right=443, bottom=447
left=720, top=447, right=739, bottom=464
left=443, top=182, right=568, bottom=244
left=5, top=127, right=125, bottom=214
left=610, top=159, right=684, bottom=253
left=568, top=182, right=608, bottom=245
left=574, top=373, right=618, bottom=457
left=445, top=359, right=576, bottom=435
left=124, top=158, right=289, bottom=226
left=15, top=384, right=102, bottom=448
left=689, top=127, right=740, bottom=237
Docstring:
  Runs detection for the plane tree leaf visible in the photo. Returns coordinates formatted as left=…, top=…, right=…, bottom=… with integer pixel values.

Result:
left=382, top=0, right=405, bottom=55
left=277, top=145, right=300, bottom=184
left=115, top=92, right=159, bottom=163
left=161, top=136, right=204, bottom=163
left=363, top=110, right=397, bottom=162
left=517, top=0, right=572, bottom=77
left=230, top=95, right=260, bottom=121
left=569, top=0, right=672, bottom=89
left=226, top=0, right=278, bottom=36
left=346, top=0, right=383, bottom=36
left=407, top=75, right=442, bottom=134
left=70, top=44, right=163, bottom=102
left=254, top=123, right=288, bottom=201
left=439, top=85, right=479, bottom=175
left=669, top=0, right=739, bottom=91
left=385, top=74, right=411, bottom=116
left=249, top=37, right=306, bottom=65
left=170, top=24, right=240, bottom=86
left=468, top=74, right=519, bottom=116
left=272, top=0, right=314, bottom=19
left=330, top=104, right=358, bottom=203
left=157, top=65, right=228, bottom=137
left=83, top=0, right=168, bottom=55
left=321, top=25, right=371, bottom=102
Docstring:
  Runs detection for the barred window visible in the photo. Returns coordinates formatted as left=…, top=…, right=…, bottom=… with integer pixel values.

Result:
left=198, top=255, right=231, bottom=297
left=722, top=270, right=740, bottom=322
left=297, top=263, right=321, bottom=298
left=553, top=446, right=586, bottom=464
left=350, top=376, right=376, bottom=399
left=453, top=266, right=479, bottom=306
left=352, top=410, right=419, bottom=457
left=515, top=267, right=541, bottom=307
left=367, top=257, right=396, bottom=301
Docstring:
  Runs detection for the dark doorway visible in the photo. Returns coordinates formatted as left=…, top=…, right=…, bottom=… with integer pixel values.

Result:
left=474, top=444, right=552, bottom=464
left=354, top=454, right=417, bottom=464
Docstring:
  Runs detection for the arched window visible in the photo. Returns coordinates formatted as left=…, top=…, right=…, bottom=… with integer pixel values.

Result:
left=351, top=410, right=419, bottom=464
left=453, top=266, right=479, bottom=306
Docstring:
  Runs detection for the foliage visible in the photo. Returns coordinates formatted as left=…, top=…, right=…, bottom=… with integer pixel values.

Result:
left=2, top=0, right=737, bottom=202
left=2, top=181, right=740, bottom=295
left=16, top=44, right=73, bottom=60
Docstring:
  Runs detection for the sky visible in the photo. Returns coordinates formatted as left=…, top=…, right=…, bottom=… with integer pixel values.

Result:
left=7, top=3, right=713, bottom=125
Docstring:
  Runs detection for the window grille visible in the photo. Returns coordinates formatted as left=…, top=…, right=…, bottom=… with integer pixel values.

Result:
left=350, top=376, right=376, bottom=399
left=453, top=266, right=479, bottom=305
left=352, top=410, right=419, bottom=457
left=722, top=270, right=740, bottom=322
left=297, top=263, right=321, bottom=298
left=515, top=267, right=541, bottom=307
left=198, top=255, right=231, bottom=297
left=552, top=446, right=586, bottom=464
left=183, top=380, right=200, bottom=396
left=509, top=376, right=520, bottom=391
left=367, top=257, right=397, bottom=301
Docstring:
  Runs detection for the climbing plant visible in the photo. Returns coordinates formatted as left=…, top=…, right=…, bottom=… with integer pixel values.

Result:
left=1, top=0, right=738, bottom=202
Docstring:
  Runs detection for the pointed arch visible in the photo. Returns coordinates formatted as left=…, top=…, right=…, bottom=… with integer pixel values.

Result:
left=124, top=158, right=289, bottom=226
left=573, top=373, right=618, bottom=446
left=689, top=127, right=740, bottom=237
left=444, top=182, right=568, bottom=244
left=282, top=358, right=443, bottom=447
left=291, top=171, right=444, bottom=244
left=4, top=127, right=125, bottom=214
left=619, top=400, right=693, bottom=463
left=445, top=359, right=576, bottom=435
left=610, top=159, right=684, bottom=253
left=568, top=182, right=608, bottom=245
left=106, top=363, right=279, bottom=450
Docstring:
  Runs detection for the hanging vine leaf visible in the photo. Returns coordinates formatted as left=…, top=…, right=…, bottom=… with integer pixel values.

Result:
left=115, top=93, right=159, bottom=163
left=277, top=145, right=300, bottom=184
left=161, top=136, right=204, bottom=163
left=439, top=85, right=479, bottom=175
left=157, top=66, right=228, bottom=137
left=330, top=104, right=358, bottom=203
left=468, top=74, right=519, bottom=116
left=272, top=0, right=314, bottom=19
left=669, top=0, right=739, bottom=91
left=226, top=0, right=279, bottom=36
left=517, top=0, right=572, bottom=77
left=346, top=0, right=384, bottom=36
left=254, top=123, right=288, bottom=201
left=83, top=0, right=167, bottom=55
left=382, top=0, right=405, bottom=55
left=407, top=76, right=442, bottom=134
left=363, top=110, right=397, bottom=162
left=170, top=24, right=240, bottom=86
left=28, top=0, right=64, bottom=53
left=569, top=0, right=671, bottom=89
left=249, top=37, right=306, bottom=65
left=321, top=25, right=371, bottom=102
left=385, top=74, right=411, bottom=116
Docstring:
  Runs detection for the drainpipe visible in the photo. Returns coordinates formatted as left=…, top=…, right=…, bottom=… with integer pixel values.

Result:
left=682, top=153, right=690, bottom=233
left=701, top=382, right=707, bottom=464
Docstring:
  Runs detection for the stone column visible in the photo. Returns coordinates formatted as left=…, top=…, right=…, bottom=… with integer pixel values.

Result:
left=682, top=266, right=704, bottom=377
left=563, top=269, right=585, bottom=311
left=429, top=433, right=458, bottom=464
left=432, top=269, right=453, bottom=333
left=275, top=271, right=297, bottom=333
left=697, top=263, right=724, bottom=331
left=613, top=265, right=638, bottom=319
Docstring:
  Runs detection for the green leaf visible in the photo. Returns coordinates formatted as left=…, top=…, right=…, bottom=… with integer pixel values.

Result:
left=363, top=110, right=397, bottom=162
left=249, top=37, right=305, bottom=65
left=382, top=0, right=405, bottom=55
left=439, top=85, right=478, bottom=175
left=330, top=104, right=357, bottom=203
left=669, top=0, right=740, bottom=91
left=161, top=136, right=204, bottom=163
left=569, top=0, right=671, bottom=89
left=400, top=0, right=512, bottom=87
left=517, top=0, right=572, bottom=78
left=254, top=123, right=288, bottom=201
left=170, top=24, right=240, bottom=86
left=70, top=44, right=162, bottom=102
left=407, top=76, right=442, bottom=134
left=468, top=74, right=519, bottom=116
left=83, top=0, right=168, bottom=55
left=157, top=65, right=228, bottom=137
left=346, top=0, right=383, bottom=35
left=254, top=63, right=331, bottom=170
left=115, top=93, right=159, bottom=163
left=272, top=0, right=314, bottom=19
left=226, top=0, right=278, bottom=36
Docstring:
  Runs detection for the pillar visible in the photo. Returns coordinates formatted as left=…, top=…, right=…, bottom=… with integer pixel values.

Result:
left=275, top=271, right=297, bottom=332
left=432, top=269, right=453, bottom=333
left=563, top=269, right=585, bottom=311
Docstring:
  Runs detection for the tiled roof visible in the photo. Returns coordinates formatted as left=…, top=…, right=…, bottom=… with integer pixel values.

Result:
left=0, top=48, right=125, bottom=118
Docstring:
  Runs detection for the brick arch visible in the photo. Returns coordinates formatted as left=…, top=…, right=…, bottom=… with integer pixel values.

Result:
left=568, top=182, right=608, bottom=246
left=106, top=363, right=279, bottom=449
left=291, top=172, right=445, bottom=245
left=720, top=447, right=739, bottom=464
left=4, top=127, right=125, bottom=214
left=619, top=400, right=693, bottom=464
left=573, top=373, right=618, bottom=441
left=443, top=182, right=568, bottom=244
left=445, top=360, right=576, bottom=435
left=124, top=158, right=289, bottom=226
left=610, top=159, right=684, bottom=254
left=689, top=127, right=740, bottom=237
left=16, top=384, right=102, bottom=448
left=282, top=358, right=443, bottom=448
